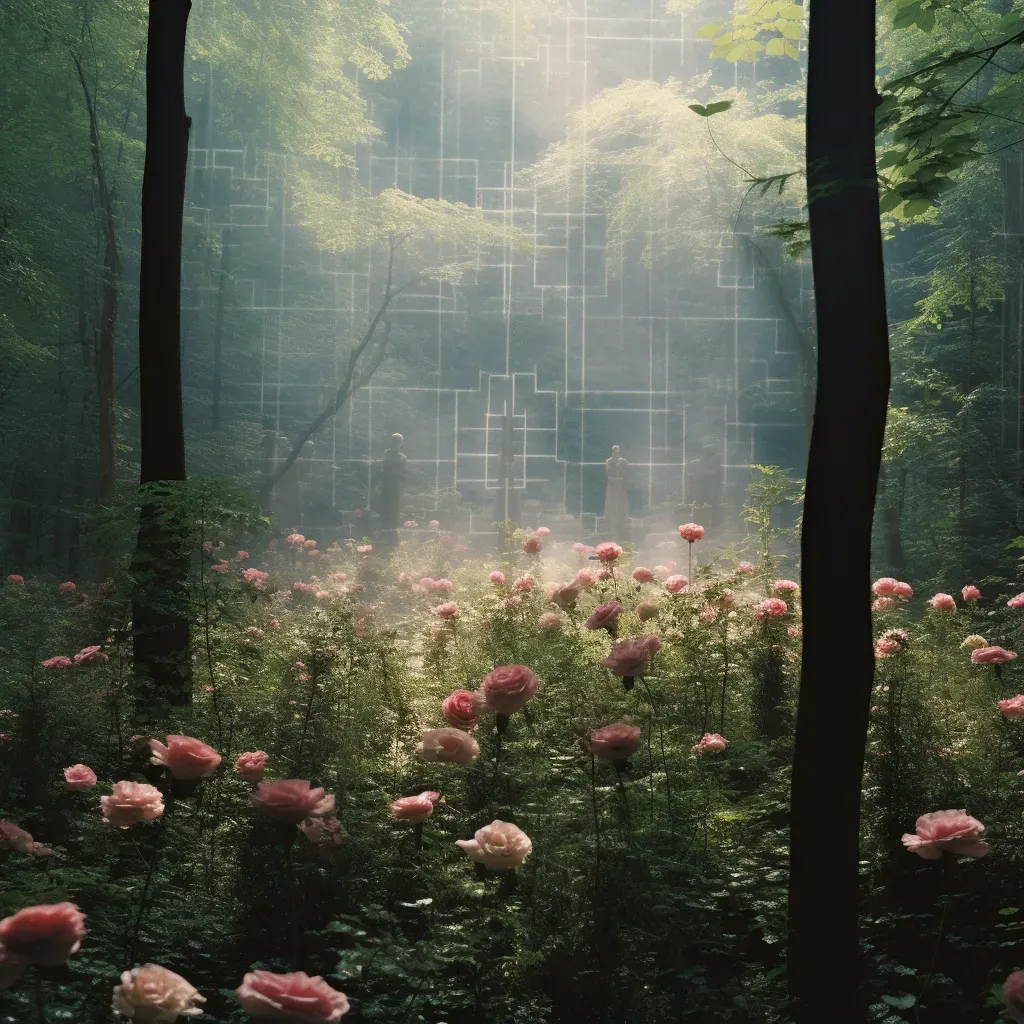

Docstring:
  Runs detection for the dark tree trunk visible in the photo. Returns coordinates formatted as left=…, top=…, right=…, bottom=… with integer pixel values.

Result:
left=211, top=225, right=231, bottom=430
left=130, top=0, right=193, bottom=715
left=787, top=0, right=891, bottom=1021
left=879, top=463, right=907, bottom=577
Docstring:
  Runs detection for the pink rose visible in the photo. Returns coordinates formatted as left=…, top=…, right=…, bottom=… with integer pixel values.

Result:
left=928, top=592, right=956, bottom=612
left=236, top=970, right=349, bottom=1021
left=522, top=535, right=543, bottom=554
left=432, top=578, right=454, bottom=592
left=298, top=815, right=343, bottom=847
left=6, top=574, right=24, bottom=584
left=872, top=597, right=894, bottom=612
left=476, top=665, right=539, bottom=715
left=773, top=580, right=798, bottom=595
left=403, top=520, right=418, bottom=528
left=63, top=764, right=97, bottom=792
left=537, top=611, right=562, bottom=630
left=736, top=561, right=756, bottom=574
left=74, top=645, right=108, bottom=665
left=455, top=820, right=532, bottom=870
left=242, top=568, right=269, bottom=589
left=235, top=751, right=269, bottom=781
left=0, top=903, right=85, bottom=967
left=902, top=809, right=989, bottom=860
left=41, top=656, right=73, bottom=670
left=574, top=569, right=599, bottom=589
left=489, top=571, right=506, bottom=585
left=893, top=581, right=913, bottom=600
left=546, top=582, right=580, bottom=609
left=149, top=735, right=222, bottom=780
left=631, top=567, right=654, bottom=584
left=101, top=782, right=165, bottom=828
left=429, top=520, right=440, bottom=529
left=535, top=526, right=550, bottom=536
left=415, top=728, right=480, bottom=764
left=250, top=780, right=335, bottom=824
left=692, top=732, right=728, bottom=754
left=1004, top=970, right=1024, bottom=1024
left=572, top=543, right=595, bottom=557
left=513, top=576, right=535, bottom=592
left=112, top=963, right=206, bottom=1021
left=998, top=695, right=1024, bottom=718
left=636, top=601, right=659, bottom=621
left=210, top=561, right=230, bottom=574
left=591, top=723, right=642, bottom=762
left=601, top=639, right=652, bottom=677
left=973, top=646, right=1017, bottom=666
left=873, top=577, right=899, bottom=596
left=961, top=584, right=981, bottom=602
left=441, top=690, right=479, bottom=731
left=678, top=523, right=704, bottom=542
left=595, top=541, right=622, bottom=563
left=664, top=574, right=688, bottom=594
left=357, top=544, right=372, bottom=554
left=58, top=581, right=77, bottom=593
left=585, top=601, right=622, bottom=632
left=755, top=597, right=788, bottom=619
left=1010, top=593, right=1024, bottom=610
left=390, top=794, right=435, bottom=823
left=699, top=606, right=718, bottom=623
left=0, top=820, right=52, bottom=857
left=433, top=601, right=461, bottom=620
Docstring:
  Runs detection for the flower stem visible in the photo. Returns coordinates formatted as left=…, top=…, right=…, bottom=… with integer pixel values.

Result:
left=34, top=971, right=45, bottom=1024
left=914, top=898, right=949, bottom=1023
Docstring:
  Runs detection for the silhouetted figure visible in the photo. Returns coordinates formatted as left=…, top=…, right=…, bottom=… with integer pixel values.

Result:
left=603, top=445, right=629, bottom=534
left=376, top=433, right=407, bottom=532
left=271, top=437, right=301, bottom=529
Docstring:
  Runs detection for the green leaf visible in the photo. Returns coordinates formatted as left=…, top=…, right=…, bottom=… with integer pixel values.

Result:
left=695, top=21, right=721, bottom=38
left=777, top=19, right=802, bottom=39
left=778, top=3, right=804, bottom=18
left=902, top=197, right=935, bottom=217
left=726, top=40, right=762, bottom=61
left=879, top=190, right=905, bottom=214
left=688, top=100, right=734, bottom=118
left=999, top=907, right=1020, bottom=916
left=765, top=37, right=788, bottom=56
left=881, top=994, right=917, bottom=1009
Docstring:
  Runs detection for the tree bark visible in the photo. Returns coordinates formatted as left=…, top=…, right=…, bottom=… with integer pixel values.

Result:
left=130, top=0, right=193, bottom=714
left=787, top=0, right=891, bottom=1020
left=211, top=226, right=231, bottom=430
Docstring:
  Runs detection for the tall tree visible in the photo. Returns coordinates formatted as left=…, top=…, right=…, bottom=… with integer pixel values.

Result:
left=130, top=0, right=193, bottom=712
left=787, top=2, right=891, bottom=1022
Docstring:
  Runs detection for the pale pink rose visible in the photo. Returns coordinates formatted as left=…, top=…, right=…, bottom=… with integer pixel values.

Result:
left=601, top=639, right=652, bottom=677
left=595, top=541, right=622, bottom=563
left=63, top=764, right=97, bottom=792
left=901, top=809, right=989, bottom=859
left=537, top=612, right=562, bottom=630
left=6, top=574, right=24, bottom=584
left=535, top=526, right=550, bottom=536
left=236, top=551, right=249, bottom=560
left=298, top=815, right=343, bottom=847
left=636, top=601, right=659, bottom=621
left=875, top=639, right=899, bottom=658
left=873, top=577, right=899, bottom=596
left=101, top=782, right=165, bottom=828
left=893, top=581, right=913, bottom=600
left=1010, top=593, right=1024, bottom=610
left=973, top=646, right=1017, bottom=665
left=664, top=574, right=688, bottom=594
left=631, top=567, right=654, bottom=584
left=236, top=970, right=349, bottom=1021
left=429, top=520, right=440, bottom=529
left=432, top=578, right=454, bottom=592
left=455, top=820, right=532, bottom=870
left=755, top=597, right=788, bottom=619
left=961, top=584, right=981, bottom=602
left=287, top=533, right=304, bottom=545
left=872, top=597, right=895, bottom=612
left=0, top=903, right=85, bottom=966
left=522, top=535, right=543, bottom=554
left=638, top=633, right=662, bottom=655
left=736, top=561, right=756, bottom=574
left=572, top=542, right=595, bottom=557
left=699, top=606, right=718, bottom=623
left=234, top=751, right=269, bottom=781
left=397, top=572, right=413, bottom=586
left=112, top=963, right=206, bottom=1021
left=476, top=665, right=539, bottom=715
left=433, top=601, right=461, bottom=620
left=692, top=732, right=728, bottom=754
left=416, top=728, right=480, bottom=764
left=210, top=561, right=230, bottom=574
left=513, top=575, right=535, bottom=592
left=441, top=690, right=479, bottom=731
left=419, top=576, right=436, bottom=591
left=547, top=582, right=581, bottom=609
left=0, top=820, right=52, bottom=857
left=58, top=581, right=77, bottom=593
left=404, top=520, right=418, bottom=528
left=574, top=569, right=599, bottom=589
left=269, top=616, right=280, bottom=629
left=503, top=595, right=522, bottom=610
left=961, top=634, right=988, bottom=650
left=149, top=735, right=222, bottom=780
left=357, top=544, right=372, bottom=554
left=390, top=794, right=435, bottom=823
left=590, top=723, right=642, bottom=762
left=250, top=780, right=335, bottom=824
left=1004, top=970, right=1024, bottom=1024
left=74, top=645, right=108, bottom=665
left=585, top=601, right=622, bottom=632
left=489, top=571, right=506, bottom=585
left=242, top=568, right=269, bottom=589
left=678, top=523, right=705, bottom=542
left=998, top=695, right=1024, bottom=718
left=654, top=561, right=677, bottom=579
left=928, top=592, right=956, bottom=612
left=41, top=655, right=73, bottom=670
left=773, top=580, right=798, bottom=595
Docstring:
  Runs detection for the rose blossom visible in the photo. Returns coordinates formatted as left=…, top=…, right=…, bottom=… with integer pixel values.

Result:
left=873, top=577, right=899, bottom=596
left=699, top=606, right=718, bottom=623
left=692, top=733, right=728, bottom=754
left=961, top=634, right=988, bottom=650
left=664, top=574, right=688, bottom=594
left=298, top=815, right=343, bottom=847
left=678, top=523, right=705, bottom=542
left=535, top=526, right=550, bottom=536
left=928, top=592, right=956, bottom=612
left=572, top=542, right=595, bottom=557
left=403, top=520, right=418, bottom=528
left=590, top=723, right=642, bottom=762
left=522, top=535, right=543, bottom=554
left=631, top=567, right=654, bottom=584
left=595, top=542, right=622, bottom=563
left=755, top=597, right=788, bottom=619
left=58, top=581, right=76, bottom=593
left=41, top=655, right=73, bottom=670
left=234, top=751, right=269, bottom=781
left=6, top=574, right=24, bottom=584
left=64, top=764, right=97, bottom=792
left=1010, top=593, right=1024, bottom=610
left=872, top=597, right=894, bottom=612
left=429, top=520, right=440, bottom=529
left=149, top=735, right=221, bottom=781
left=0, top=820, right=52, bottom=857
left=489, top=571, right=506, bottom=585
left=773, top=580, right=798, bottom=595
left=901, top=809, right=989, bottom=859
left=476, top=665, right=539, bottom=715
left=585, top=601, right=622, bottom=633
left=893, top=581, right=913, bottom=600
left=455, top=820, right=532, bottom=870
left=390, top=793, right=435, bottom=823
left=433, top=601, right=461, bottom=620
left=636, top=601, right=659, bottom=621
left=601, top=639, right=652, bottom=677
left=0, top=902, right=85, bottom=966
left=736, top=561, right=756, bottom=574
left=236, top=970, right=349, bottom=1021
left=972, top=646, right=1017, bottom=666
left=998, top=695, right=1024, bottom=718
left=547, top=582, right=581, bottom=609
left=415, top=728, right=480, bottom=764
left=513, top=575, right=535, bottom=592
left=1004, top=970, right=1024, bottom=1024
left=537, top=611, right=562, bottom=630
left=112, top=963, right=206, bottom=1021
left=74, top=645, right=108, bottom=665
left=961, top=584, right=981, bottom=602
left=441, top=689, right=478, bottom=732
left=101, top=782, right=165, bottom=828
left=574, top=569, right=599, bottom=589
left=250, top=780, right=335, bottom=824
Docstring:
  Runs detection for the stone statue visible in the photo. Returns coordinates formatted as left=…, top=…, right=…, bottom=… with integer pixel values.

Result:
left=375, top=433, right=407, bottom=532
left=603, top=445, right=629, bottom=530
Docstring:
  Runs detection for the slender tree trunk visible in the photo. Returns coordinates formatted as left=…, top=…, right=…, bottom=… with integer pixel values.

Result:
left=879, top=463, right=906, bottom=577
left=130, top=0, right=193, bottom=714
left=211, top=226, right=231, bottom=430
left=787, top=1, right=890, bottom=1021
